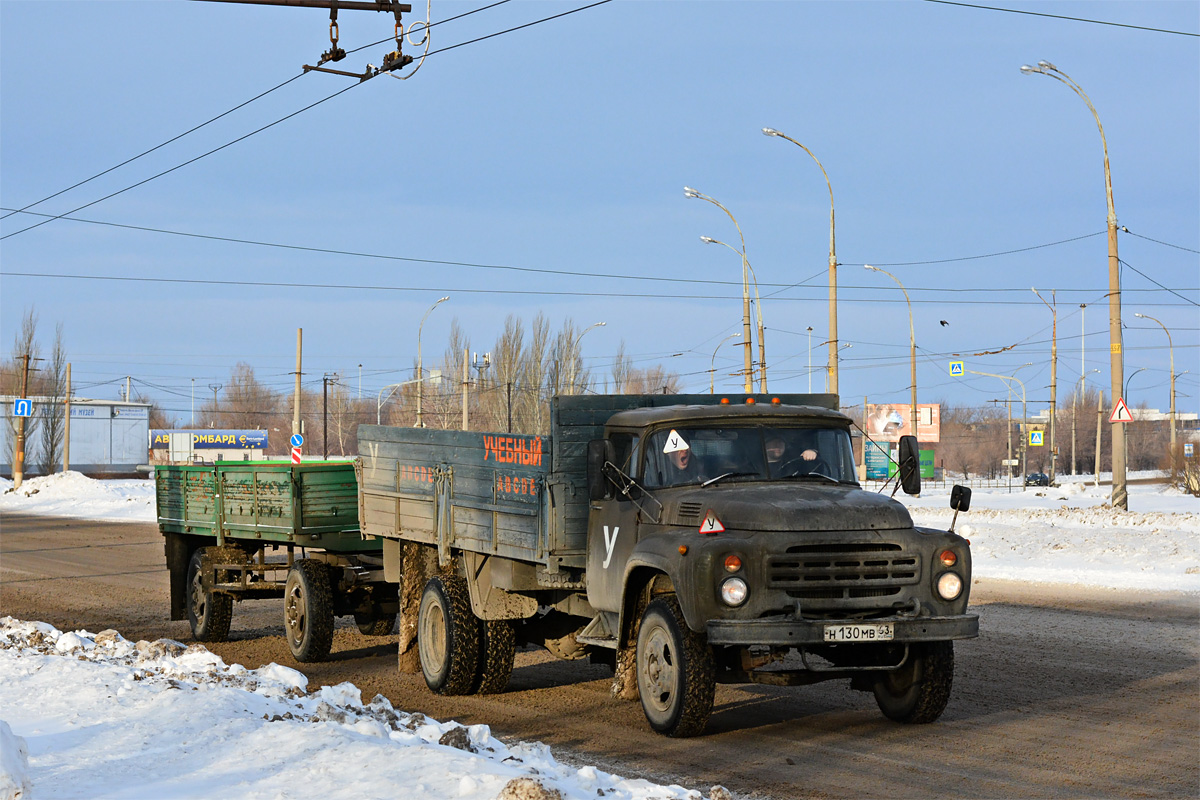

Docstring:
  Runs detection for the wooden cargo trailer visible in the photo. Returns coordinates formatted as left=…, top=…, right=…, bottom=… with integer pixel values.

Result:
left=157, top=461, right=397, bottom=662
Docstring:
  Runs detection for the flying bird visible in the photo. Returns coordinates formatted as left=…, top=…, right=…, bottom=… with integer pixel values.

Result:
left=940, top=320, right=949, bottom=327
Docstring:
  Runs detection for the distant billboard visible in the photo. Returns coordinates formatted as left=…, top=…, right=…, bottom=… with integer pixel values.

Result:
left=864, top=403, right=940, bottom=442
left=151, top=430, right=268, bottom=450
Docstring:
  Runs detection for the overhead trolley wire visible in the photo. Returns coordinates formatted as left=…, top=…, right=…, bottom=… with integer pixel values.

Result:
left=921, top=0, right=1199, bottom=37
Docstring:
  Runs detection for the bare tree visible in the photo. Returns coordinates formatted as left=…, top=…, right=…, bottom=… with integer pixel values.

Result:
left=520, top=312, right=550, bottom=434
left=37, top=324, right=68, bottom=474
left=621, top=365, right=681, bottom=395
left=608, top=340, right=632, bottom=394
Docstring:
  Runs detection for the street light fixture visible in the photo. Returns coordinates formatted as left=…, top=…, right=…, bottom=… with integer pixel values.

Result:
left=701, top=235, right=767, bottom=392
left=865, top=265, right=918, bottom=442
left=1134, top=312, right=1177, bottom=472
left=970, top=367, right=1030, bottom=486
left=566, top=321, right=606, bottom=395
left=1032, top=287, right=1058, bottom=484
left=416, top=296, right=449, bottom=428
left=710, top=333, right=741, bottom=394
left=762, top=127, right=839, bottom=395
left=686, top=187, right=755, bottom=392
left=1124, top=367, right=1147, bottom=402
left=1021, top=59, right=1126, bottom=509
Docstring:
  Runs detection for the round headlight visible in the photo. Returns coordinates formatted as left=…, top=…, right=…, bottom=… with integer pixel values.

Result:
left=719, top=577, right=748, bottom=607
left=936, top=572, right=963, bottom=600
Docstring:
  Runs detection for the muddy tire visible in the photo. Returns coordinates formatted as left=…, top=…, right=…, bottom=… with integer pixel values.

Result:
left=873, top=641, right=954, bottom=723
left=284, top=559, right=335, bottom=663
left=355, top=611, right=396, bottom=636
left=472, top=619, right=516, bottom=695
left=635, top=596, right=715, bottom=737
left=186, top=548, right=232, bottom=642
left=418, top=576, right=480, bottom=695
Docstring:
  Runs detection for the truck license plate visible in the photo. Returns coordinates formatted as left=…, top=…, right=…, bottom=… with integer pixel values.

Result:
left=823, top=623, right=894, bottom=643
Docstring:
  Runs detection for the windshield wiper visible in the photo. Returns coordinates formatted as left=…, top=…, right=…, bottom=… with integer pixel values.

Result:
left=781, top=472, right=840, bottom=485
left=701, top=471, right=760, bottom=487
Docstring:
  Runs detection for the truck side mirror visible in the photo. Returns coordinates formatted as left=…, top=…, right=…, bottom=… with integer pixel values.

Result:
left=897, top=435, right=921, bottom=495
left=587, top=439, right=615, bottom=501
left=950, top=485, right=972, bottom=512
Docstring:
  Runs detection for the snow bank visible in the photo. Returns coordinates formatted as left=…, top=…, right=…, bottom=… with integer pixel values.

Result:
left=0, top=471, right=154, bottom=522
left=0, top=619, right=719, bottom=800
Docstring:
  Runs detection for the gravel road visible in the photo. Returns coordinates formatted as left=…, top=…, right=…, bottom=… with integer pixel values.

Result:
left=2, top=511, right=1197, bottom=799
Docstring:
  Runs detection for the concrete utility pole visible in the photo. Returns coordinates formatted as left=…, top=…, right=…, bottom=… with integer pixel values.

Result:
left=865, top=265, right=918, bottom=441
left=1135, top=313, right=1177, bottom=473
left=1033, top=288, right=1057, bottom=483
left=63, top=363, right=72, bottom=472
left=416, top=296, right=449, bottom=428
left=322, top=373, right=339, bottom=459
left=461, top=348, right=469, bottom=431
left=293, top=328, right=303, bottom=439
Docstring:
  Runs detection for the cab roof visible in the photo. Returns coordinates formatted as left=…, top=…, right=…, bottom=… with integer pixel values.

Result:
left=605, top=403, right=852, bottom=429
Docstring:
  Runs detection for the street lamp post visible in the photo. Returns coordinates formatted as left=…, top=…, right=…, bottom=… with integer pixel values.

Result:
left=710, top=333, right=741, bottom=393
left=685, top=187, right=755, bottom=392
left=701, top=236, right=767, bottom=392
left=416, top=296, right=449, bottom=428
left=865, top=265, right=918, bottom=441
left=1021, top=60, right=1126, bottom=509
left=1032, top=288, right=1058, bottom=484
left=1124, top=367, right=1147, bottom=402
left=762, top=128, right=839, bottom=395
left=807, top=326, right=814, bottom=393
left=1135, top=313, right=1177, bottom=472
left=971, top=368, right=1029, bottom=486
left=566, top=322, right=606, bottom=395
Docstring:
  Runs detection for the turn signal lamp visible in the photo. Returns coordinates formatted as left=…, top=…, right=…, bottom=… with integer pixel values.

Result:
left=771, top=397, right=781, bottom=404
left=745, top=397, right=756, bottom=404
left=678, top=545, right=689, bottom=556
left=723, top=554, right=742, bottom=572
left=719, top=397, right=730, bottom=404
left=939, top=549, right=957, bottom=567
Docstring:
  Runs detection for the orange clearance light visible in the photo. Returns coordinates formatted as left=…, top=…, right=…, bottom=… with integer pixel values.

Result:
left=745, top=397, right=756, bottom=404
left=771, top=397, right=781, bottom=404
left=939, top=549, right=957, bottom=567
left=679, top=545, right=689, bottom=556
left=723, top=554, right=742, bottom=572
left=719, top=397, right=730, bottom=404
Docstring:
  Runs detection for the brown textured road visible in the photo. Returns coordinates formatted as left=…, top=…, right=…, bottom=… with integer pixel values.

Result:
left=2, top=511, right=1197, bottom=799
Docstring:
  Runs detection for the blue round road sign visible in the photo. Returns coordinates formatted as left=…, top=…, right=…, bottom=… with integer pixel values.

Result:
left=290, top=433, right=304, bottom=448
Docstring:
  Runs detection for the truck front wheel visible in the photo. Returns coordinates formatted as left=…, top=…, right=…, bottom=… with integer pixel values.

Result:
left=873, top=641, right=954, bottom=723
left=186, top=548, right=232, bottom=642
left=284, top=560, right=335, bottom=663
left=472, top=619, right=515, bottom=695
left=636, top=596, right=715, bottom=737
left=418, top=576, right=480, bottom=695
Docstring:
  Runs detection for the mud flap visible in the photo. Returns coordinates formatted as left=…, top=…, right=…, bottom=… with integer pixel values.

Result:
left=164, top=532, right=198, bottom=621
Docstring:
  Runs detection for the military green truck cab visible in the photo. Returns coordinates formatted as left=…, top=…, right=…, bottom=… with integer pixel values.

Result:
left=584, top=400, right=977, bottom=735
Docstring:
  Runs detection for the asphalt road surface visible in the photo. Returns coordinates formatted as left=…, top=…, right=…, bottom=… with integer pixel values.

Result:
left=2, top=511, right=1197, bottom=799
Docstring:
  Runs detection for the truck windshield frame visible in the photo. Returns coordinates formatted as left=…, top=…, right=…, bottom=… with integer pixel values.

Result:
left=640, top=424, right=858, bottom=488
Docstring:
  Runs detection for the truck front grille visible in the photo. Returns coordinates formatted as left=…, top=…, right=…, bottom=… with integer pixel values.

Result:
left=767, top=543, right=920, bottom=600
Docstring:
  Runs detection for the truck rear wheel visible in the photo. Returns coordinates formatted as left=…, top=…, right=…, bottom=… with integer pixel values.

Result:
left=873, top=641, right=954, bottom=723
left=354, top=611, right=396, bottom=637
left=472, top=619, right=515, bottom=695
left=186, top=548, right=232, bottom=642
left=418, top=576, right=480, bottom=695
left=284, top=559, right=335, bottom=663
left=636, top=596, right=715, bottom=737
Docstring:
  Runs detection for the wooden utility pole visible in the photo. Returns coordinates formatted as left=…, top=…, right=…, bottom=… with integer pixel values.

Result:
left=461, top=348, right=469, bottom=432
left=293, top=328, right=303, bottom=439
left=63, top=363, right=72, bottom=472
left=12, top=354, right=32, bottom=489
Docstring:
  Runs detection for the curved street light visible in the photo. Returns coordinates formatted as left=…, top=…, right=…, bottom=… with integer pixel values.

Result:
left=566, top=321, right=606, bottom=395
left=1071, top=369, right=1101, bottom=475
left=1021, top=59, right=1126, bottom=508
left=709, top=333, right=741, bottom=394
left=416, top=296, right=449, bottom=428
left=686, top=187, right=755, bottom=391
left=762, top=127, right=839, bottom=395
left=969, top=367, right=1030, bottom=487
left=1124, top=367, right=1147, bottom=401
left=1134, top=312, right=1177, bottom=471
left=865, top=265, right=918, bottom=441
left=1032, top=287, right=1058, bottom=483
left=701, top=236, right=767, bottom=392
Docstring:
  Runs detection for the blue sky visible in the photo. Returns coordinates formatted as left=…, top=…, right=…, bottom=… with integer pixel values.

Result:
left=2, top=0, right=1196, bottom=423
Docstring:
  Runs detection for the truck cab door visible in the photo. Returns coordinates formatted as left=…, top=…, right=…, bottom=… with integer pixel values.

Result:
left=585, top=433, right=640, bottom=613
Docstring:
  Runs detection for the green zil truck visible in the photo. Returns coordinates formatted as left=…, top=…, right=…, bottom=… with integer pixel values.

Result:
left=356, top=393, right=978, bottom=736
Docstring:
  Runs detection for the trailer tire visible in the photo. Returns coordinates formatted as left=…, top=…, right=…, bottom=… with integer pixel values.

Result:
left=284, top=559, right=335, bottom=663
left=418, top=576, right=480, bottom=695
left=186, top=548, right=232, bottom=642
left=873, top=641, right=954, bottom=723
left=472, top=620, right=516, bottom=695
left=636, top=596, right=715, bottom=737
left=355, top=612, right=396, bottom=637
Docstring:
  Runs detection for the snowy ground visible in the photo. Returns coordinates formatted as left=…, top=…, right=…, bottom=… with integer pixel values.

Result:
left=1, top=470, right=1196, bottom=799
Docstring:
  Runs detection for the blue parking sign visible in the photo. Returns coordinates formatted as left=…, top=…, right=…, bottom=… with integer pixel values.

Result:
left=13, top=398, right=33, bottom=417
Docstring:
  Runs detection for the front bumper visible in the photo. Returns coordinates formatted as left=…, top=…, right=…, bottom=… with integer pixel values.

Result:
left=706, top=613, right=979, bottom=646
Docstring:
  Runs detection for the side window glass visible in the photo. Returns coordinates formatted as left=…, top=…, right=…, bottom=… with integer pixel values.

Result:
left=610, top=433, right=638, bottom=475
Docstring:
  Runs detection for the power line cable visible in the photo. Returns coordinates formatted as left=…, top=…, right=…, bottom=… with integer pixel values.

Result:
left=1, top=0, right=612, bottom=242
left=920, top=0, right=1199, bottom=37
left=1119, top=258, right=1199, bottom=306
left=1121, top=228, right=1200, bottom=254
left=846, top=231, right=1105, bottom=266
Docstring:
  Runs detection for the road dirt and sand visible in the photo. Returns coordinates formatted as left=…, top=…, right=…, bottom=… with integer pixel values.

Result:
left=2, top=510, right=1197, bottom=799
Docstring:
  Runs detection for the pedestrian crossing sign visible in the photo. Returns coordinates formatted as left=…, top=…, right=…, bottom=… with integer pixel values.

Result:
left=1029, top=430, right=1044, bottom=446
left=949, top=361, right=964, bottom=376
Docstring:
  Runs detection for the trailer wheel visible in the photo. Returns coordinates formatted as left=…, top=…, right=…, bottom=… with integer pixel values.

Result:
left=873, top=641, right=954, bottom=723
left=355, top=611, right=396, bottom=637
left=284, top=559, right=335, bottom=663
left=418, top=576, right=479, bottom=695
left=636, top=596, right=715, bottom=737
left=472, top=620, right=515, bottom=695
left=186, top=548, right=233, bottom=642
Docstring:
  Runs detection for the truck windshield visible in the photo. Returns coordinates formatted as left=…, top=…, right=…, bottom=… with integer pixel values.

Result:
left=641, top=425, right=857, bottom=488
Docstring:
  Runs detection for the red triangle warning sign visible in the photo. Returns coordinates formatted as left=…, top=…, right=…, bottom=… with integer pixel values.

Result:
left=1109, top=397, right=1134, bottom=423
left=699, top=510, right=725, bottom=534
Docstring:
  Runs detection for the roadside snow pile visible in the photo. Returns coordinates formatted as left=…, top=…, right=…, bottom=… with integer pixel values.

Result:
left=0, top=618, right=716, bottom=800
left=0, top=471, right=154, bottom=521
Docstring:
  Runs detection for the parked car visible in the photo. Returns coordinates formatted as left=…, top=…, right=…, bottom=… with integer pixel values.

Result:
left=1025, top=472, right=1050, bottom=486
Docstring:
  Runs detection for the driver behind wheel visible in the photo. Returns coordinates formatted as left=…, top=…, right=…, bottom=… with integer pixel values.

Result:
left=765, top=436, right=817, bottom=466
